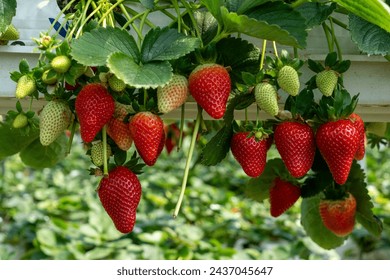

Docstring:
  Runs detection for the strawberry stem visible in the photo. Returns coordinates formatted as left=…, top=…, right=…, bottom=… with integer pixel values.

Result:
left=173, top=105, right=202, bottom=218
left=66, top=119, right=77, bottom=155
left=260, top=40, right=267, bottom=70
left=177, top=104, right=185, bottom=152
left=272, top=41, right=279, bottom=58
left=102, top=124, right=109, bottom=177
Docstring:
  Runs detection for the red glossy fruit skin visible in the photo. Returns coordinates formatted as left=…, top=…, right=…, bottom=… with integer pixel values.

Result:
left=274, top=121, right=316, bottom=178
left=128, top=112, right=165, bottom=166
left=269, top=177, right=301, bottom=217
left=230, top=132, right=268, bottom=177
left=98, top=166, right=142, bottom=234
left=75, top=83, right=115, bottom=143
left=107, top=117, right=133, bottom=151
left=316, top=119, right=360, bottom=185
left=349, top=113, right=365, bottom=160
left=188, top=64, right=231, bottom=119
left=319, top=192, right=356, bottom=237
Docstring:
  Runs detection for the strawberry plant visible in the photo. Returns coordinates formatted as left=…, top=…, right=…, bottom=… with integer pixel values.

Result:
left=0, top=0, right=389, bottom=252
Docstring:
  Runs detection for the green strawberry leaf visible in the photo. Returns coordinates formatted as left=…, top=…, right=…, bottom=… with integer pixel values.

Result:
left=324, top=52, right=338, bottom=68
left=349, top=14, right=390, bottom=56
left=301, top=195, right=346, bottom=249
left=107, top=52, right=172, bottom=89
left=285, top=88, right=316, bottom=119
left=216, top=37, right=261, bottom=84
left=296, top=2, right=337, bottom=28
left=200, top=124, right=233, bottom=166
left=19, top=59, right=30, bottom=74
left=346, top=162, right=383, bottom=237
left=0, top=0, right=16, bottom=32
left=71, top=27, right=140, bottom=66
left=141, top=27, right=201, bottom=63
left=0, top=116, right=39, bottom=158
left=19, top=133, right=67, bottom=169
left=193, top=11, right=219, bottom=46
left=332, top=60, right=351, bottom=74
left=301, top=171, right=333, bottom=199
left=244, top=158, right=287, bottom=202
left=332, top=0, right=390, bottom=33
left=139, top=0, right=155, bottom=9
left=233, top=2, right=307, bottom=48
left=307, top=59, right=325, bottom=73
left=201, top=0, right=224, bottom=24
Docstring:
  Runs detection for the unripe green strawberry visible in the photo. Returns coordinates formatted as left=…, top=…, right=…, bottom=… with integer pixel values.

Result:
left=0, top=24, right=19, bottom=40
left=51, top=55, right=72, bottom=73
left=91, top=142, right=112, bottom=167
left=15, top=75, right=36, bottom=99
left=39, top=100, right=72, bottom=146
left=254, top=82, right=279, bottom=116
left=316, top=69, right=338, bottom=96
left=108, top=75, right=126, bottom=92
left=366, top=122, right=387, bottom=137
left=12, top=113, right=28, bottom=128
left=42, top=69, right=58, bottom=85
left=277, top=65, right=300, bottom=96
left=158, top=74, right=189, bottom=114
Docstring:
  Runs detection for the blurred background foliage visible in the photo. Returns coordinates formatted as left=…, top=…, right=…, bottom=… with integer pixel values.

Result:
left=0, top=123, right=389, bottom=260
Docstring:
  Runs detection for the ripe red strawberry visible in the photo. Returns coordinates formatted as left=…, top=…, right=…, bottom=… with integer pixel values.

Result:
left=349, top=113, right=365, bottom=160
left=274, top=121, right=316, bottom=178
left=128, top=112, right=165, bottom=166
left=107, top=117, right=133, bottom=151
left=164, top=123, right=181, bottom=154
left=75, top=83, right=115, bottom=143
left=230, top=131, right=268, bottom=177
left=98, top=166, right=142, bottom=234
left=158, top=74, right=189, bottom=114
left=319, top=192, right=356, bottom=237
left=39, top=100, right=72, bottom=146
left=269, top=177, right=301, bottom=217
left=316, top=119, right=360, bottom=185
left=188, top=63, right=231, bottom=119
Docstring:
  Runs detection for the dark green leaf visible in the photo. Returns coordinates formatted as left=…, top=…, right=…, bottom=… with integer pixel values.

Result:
left=19, top=133, right=67, bottom=169
left=114, top=149, right=127, bottom=166
left=193, top=11, right=219, bottom=46
left=15, top=100, right=22, bottom=113
left=349, top=14, right=390, bottom=56
left=19, top=59, right=30, bottom=74
left=0, top=0, right=16, bottom=32
left=141, top=27, right=201, bottom=62
left=347, top=162, right=383, bottom=237
left=0, top=117, right=39, bottom=158
left=307, top=59, right=324, bottom=73
left=235, top=0, right=271, bottom=14
left=107, top=52, right=172, bottom=89
left=200, top=125, right=233, bottom=166
left=71, top=27, right=140, bottom=66
left=242, top=2, right=308, bottom=48
left=201, top=0, right=224, bottom=24
left=333, top=0, right=390, bottom=33
left=216, top=37, right=261, bottom=84
left=301, top=196, right=346, bottom=249
left=139, top=0, right=155, bottom=10
left=301, top=172, right=333, bottom=198
left=296, top=2, right=337, bottom=28
left=332, top=60, right=351, bottom=74
left=245, top=158, right=286, bottom=202
left=324, top=52, right=337, bottom=67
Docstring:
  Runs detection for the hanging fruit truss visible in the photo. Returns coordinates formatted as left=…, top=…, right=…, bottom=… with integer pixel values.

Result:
left=0, top=0, right=390, bottom=250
